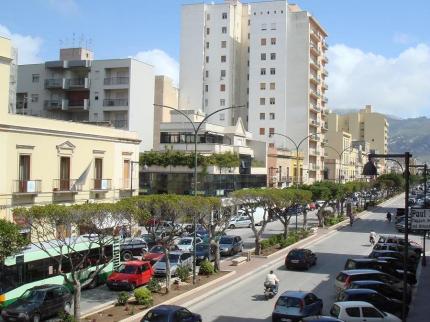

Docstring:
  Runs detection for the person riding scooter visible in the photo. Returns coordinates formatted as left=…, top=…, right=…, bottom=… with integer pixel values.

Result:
left=264, top=270, right=280, bottom=294
left=369, top=231, right=377, bottom=246
left=386, top=212, right=392, bottom=223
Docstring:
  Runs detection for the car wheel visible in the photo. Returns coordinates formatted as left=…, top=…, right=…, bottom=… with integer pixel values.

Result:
left=229, top=224, right=235, bottom=229
left=33, top=314, right=41, bottom=322
left=129, top=283, right=136, bottom=291
left=64, top=302, right=72, bottom=314
left=122, top=251, right=133, bottom=261
left=248, top=223, right=252, bottom=228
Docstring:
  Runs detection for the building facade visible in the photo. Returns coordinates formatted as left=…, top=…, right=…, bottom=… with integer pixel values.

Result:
left=15, top=47, right=154, bottom=151
left=179, top=0, right=329, bottom=184
left=0, top=37, right=141, bottom=222
left=267, top=146, right=304, bottom=188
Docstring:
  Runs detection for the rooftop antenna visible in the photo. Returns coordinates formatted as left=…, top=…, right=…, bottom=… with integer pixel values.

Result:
left=79, top=33, right=84, bottom=48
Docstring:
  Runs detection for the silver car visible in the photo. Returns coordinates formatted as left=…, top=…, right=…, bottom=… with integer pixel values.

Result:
left=153, top=251, right=193, bottom=276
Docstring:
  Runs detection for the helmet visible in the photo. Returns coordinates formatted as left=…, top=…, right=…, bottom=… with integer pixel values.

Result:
left=270, top=270, right=274, bottom=274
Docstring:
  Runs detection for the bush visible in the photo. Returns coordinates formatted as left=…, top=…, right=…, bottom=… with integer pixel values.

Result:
left=199, top=259, right=215, bottom=275
left=147, top=278, right=162, bottom=293
left=176, top=265, right=190, bottom=282
left=58, top=312, right=76, bottom=322
left=134, top=287, right=153, bottom=306
left=117, top=291, right=130, bottom=306
left=279, top=239, right=291, bottom=248
left=260, top=239, right=271, bottom=250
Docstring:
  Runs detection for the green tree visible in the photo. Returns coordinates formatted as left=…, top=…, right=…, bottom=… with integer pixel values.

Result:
left=0, top=219, right=27, bottom=261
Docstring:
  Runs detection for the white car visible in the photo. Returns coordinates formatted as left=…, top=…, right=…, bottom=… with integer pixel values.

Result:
left=330, top=301, right=401, bottom=322
left=176, top=237, right=203, bottom=251
left=228, top=216, right=252, bottom=229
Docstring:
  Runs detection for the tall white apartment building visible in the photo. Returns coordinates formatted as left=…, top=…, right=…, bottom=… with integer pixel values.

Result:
left=180, top=0, right=329, bottom=183
left=16, top=47, right=154, bottom=151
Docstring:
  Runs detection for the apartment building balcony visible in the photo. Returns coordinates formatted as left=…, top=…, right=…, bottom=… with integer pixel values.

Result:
left=322, top=97, right=328, bottom=104
left=91, top=179, right=112, bottom=191
left=12, top=180, right=42, bottom=195
left=310, top=44, right=320, bottom=56
left=104, top=77, right=130, bottom=87
left=323, top=70, right=329, bottom=77
left=310, top=29, right=320, bottom=42
left=103, top=98, right=129, bottom=111
left=109, top=119, right=129, bottom=129
left=16, top=101, right=27, bottom=110
left=44, top=99, right=66, bottom=111
left=322, top=41, right=328, bottom=50
left=52, top=179, right=82, bottom=193
left=45, top=78, right=65, bottom=89
left=310, top=59, right=319, bottom=70
left=67, top=60, right=91, bottom=68
left=65, top=99, right=89, bottom=111
left=310, top=104, right=321, bottom=113
left=309, top=89, right=319, bottom=100
left=321, top=123, right=328, bottom=131
left=45, top=60, right=66, bottom=69
left=322, top=83, right=328, bottom=90
left=309, top=135, right=319, bottom=142
left=322, top=56, right=329, bottom=64
left=65, top=77, right=90, bottom=90
left=309, top=74, right=320, bottom=85
left=322, top=138, right=328, bottom=145
left=308, top=164, right=316, bottom=171
left=310, top=119, right=320, bottom=127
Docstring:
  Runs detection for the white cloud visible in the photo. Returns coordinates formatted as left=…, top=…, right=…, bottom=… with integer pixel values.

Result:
left=47, top=0, right=78, bottom=15
left=326, top=43, right=430, bottom=118
left=0, top=25, right=43, bottom=64
left=133, top=49, right=179, bottom=86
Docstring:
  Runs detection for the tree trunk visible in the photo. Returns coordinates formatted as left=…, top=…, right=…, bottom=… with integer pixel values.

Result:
left=73, top=280, right=81, bottom=322
left=302, top=210, right=307, bottom=230
left=255, top=235, right=261, bottom=255
left=213, top=240, right=221, bottom=272
left=316, top=208, right=324, bottom=227
left=164, top=248, right=171, bottom=293
left=282, top=221, right=289, bottom=239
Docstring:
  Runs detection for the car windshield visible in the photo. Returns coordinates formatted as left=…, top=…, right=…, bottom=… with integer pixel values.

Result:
left=150, top=246, right=164, bottom=253
left=276, top=296, right=302, bottom=308
left=288, top=251, right=304, bottom=259
left=196, top=244, right=208, bottom=251
left=220, top=237, right=233, bottom=244
left=142, top=311, right=169, bottom=322
left=117, top=264, right=137, bottom=274
left=179, top=239, right=192, bottom=245
left=160, top=254, right=180, bottom=263
left=20, top=289, right=46, bottom=303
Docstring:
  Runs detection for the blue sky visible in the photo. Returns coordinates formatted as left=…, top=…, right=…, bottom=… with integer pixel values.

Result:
left=1, top=0, right=429, bottom=117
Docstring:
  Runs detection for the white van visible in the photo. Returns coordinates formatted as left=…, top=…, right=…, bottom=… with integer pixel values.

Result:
left=228, top=207, right=266, bottom=228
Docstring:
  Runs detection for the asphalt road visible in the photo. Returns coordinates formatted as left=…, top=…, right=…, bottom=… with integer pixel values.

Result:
left=186, top=194, right=420, bottom=321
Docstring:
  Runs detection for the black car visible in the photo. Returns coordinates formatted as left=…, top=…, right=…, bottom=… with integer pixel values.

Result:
left=285, top=249, right=317, bottom=270
left=337, top=288, right=404, bottom=316
left=195, top=243, right=216, bottom=264
left=1, top=284, right=72, bottom=322
left=377, top=256, right=417, bottom=273
left=120, top=237, right=149, bottom=261
left=368, top=249, right=418, bottom=268
left=344, top=258, right=417, bottom=285
left=348, top=280, right=411, bottom=304
left=141, top=305, right=201, bottom=322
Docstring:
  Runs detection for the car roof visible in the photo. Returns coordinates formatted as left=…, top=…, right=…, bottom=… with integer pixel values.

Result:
left=334, top=301, right=376, bottom=308
left=289, top=248, right=309, bottom=252
left=30, top=284, right=62, bottom=291
left=347, top=258, right=378, bottom=262
left=344, top=288, right=378, bottom=295
left=279, top=291, right=309, bottom=298
left=351, top=280, right=385, bottom=285
left=371, top=250, right=400, bottom=254
left=302, top=316, right=343, bottom=322
left=341, top=269, right=381, bottom=275
left=149, top=305, right=184, bottom=313
left=123, top=260, right=151, bottom=266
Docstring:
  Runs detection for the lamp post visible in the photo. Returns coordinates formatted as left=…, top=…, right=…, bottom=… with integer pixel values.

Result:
left=130, top=161, right=140, bottom=197
left=324, top=145, right=354, bottom=183
left=269, top=132, right=323, bottom=187
left=154, top=104, right=243, bottom=284
left=363, top=152, right=411, bottom=322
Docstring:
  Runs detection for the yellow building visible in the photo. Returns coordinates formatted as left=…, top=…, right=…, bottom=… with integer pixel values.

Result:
left=267, top=146, right=304, bottom=188
left=0, top=36, right=141, bottom=221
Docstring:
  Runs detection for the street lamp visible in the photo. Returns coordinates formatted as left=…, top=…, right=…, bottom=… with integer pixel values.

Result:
left=324, top=145, right=354, bottom=183
left=154, top=104, right=243, bottom=284
left=269, top=132, right=323, bottom=187
left=362, top=152, right=411, bottom=322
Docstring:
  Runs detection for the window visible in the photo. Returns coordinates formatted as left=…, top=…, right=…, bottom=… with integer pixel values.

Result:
left=18, top=155, right=30, bottom=192
left=270, top=53, right=276, bottom=60
left=221, top=41, right=227, bottom=48
left=219, top=113, right=225, bottom=121
left=260, top=83, right=266, bottom=90
left=206, top=27, right=210, bottom=35
left=259, top=128, right=265, bottom=135
left=220, top=70, right=226, bottom=78
left=270, top=97, right=275, bottom=105
left=270, top=68, right=276, bottom=75
left=261, top=23, right=267, bottom=30
left=206, top=42, right=209, bottom=49
left=345, top=308, right=360, bottom=317
left=270, top=23, right=277, bottom=30
left=222, top=12, right=227, bottom=19
left=261, top=53, right=266, bottom=60
left=260, top=68, right=266, bottom=75
left=261, top=38, right=266, bottom=46
left=205, top=85, right=208, bottom=92
left=222, top=26, right=227, bottom=34
left=220, top=84, right=225, bottom=92
left=248, top=19, right=250, bottom=25
left=205, top=56, right=209, bottom=63
left=30, top=94, right=39, bottom=102
left=269, top=128, right=274, bottom=135
left=221, top=55, right=226, bottom=63
left=60, top=156, right=71, bottom=190
left=362, top=307, right=383, bottom=318
left=32, top=74, right=40, bottom=83
left=260, top=98, right=266, bottom=105
left=205, top=70, right=209, bottom=78
left=270, top=82, right=276, bottom=90
left=204, top=98, right=208, bottom=107
left=206, top=13, right=210, bottom=20
left=269, top=113, right=275, bottom=120
left=271, top=37, right=276, bottom=45
left=220, top=99, right=225, bottom=106
left=259, top=113, right=265, bottom=120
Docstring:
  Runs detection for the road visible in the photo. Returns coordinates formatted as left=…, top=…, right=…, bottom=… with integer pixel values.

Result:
left=186, top=194, right=420, bottom=321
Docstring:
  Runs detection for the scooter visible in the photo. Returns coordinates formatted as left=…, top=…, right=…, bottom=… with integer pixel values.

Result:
left=264, top=282, right=278, bottom=300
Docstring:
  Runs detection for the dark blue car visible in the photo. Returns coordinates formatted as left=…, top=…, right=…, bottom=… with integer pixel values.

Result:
left=272, top=291, right=323, bottom=322
left=141, top=305, right=201, bottom=322
left=195, top=243, right=215, bottom=264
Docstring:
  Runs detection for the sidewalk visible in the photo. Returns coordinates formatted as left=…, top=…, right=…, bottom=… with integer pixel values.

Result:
left=407, top=255, right=430, bottom=321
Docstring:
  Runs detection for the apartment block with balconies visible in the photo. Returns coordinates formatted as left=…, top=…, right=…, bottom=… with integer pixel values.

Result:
left=15, top=48, right=154, bottom=151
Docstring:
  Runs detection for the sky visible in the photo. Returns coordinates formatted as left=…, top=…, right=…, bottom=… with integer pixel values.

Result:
left=0, top=0, right=429, bottom=118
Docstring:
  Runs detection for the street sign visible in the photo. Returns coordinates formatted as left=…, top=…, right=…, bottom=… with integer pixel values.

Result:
left=411, top=208, right=430, bottom=229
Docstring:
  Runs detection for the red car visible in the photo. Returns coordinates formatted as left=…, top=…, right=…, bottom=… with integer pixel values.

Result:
left=143, top=245, right=166, bottom=265
left=107, top=260, right=153, bottom=291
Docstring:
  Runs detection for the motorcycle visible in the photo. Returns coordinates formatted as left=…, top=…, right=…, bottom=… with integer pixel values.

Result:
left=264, top=282, right=278, bottom=300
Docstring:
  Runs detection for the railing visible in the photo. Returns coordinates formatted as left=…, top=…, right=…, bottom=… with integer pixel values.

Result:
left=44, top=99, right=65, bottom=110
left=323, top=70, right=329, bottom=77
left=16, top=101, right=27, bottom=109
left=52, top=179, right=82, bottom=192
left=12, top=180, right=41, bottom=194
left=310, top=104, right=321, bottom=112
left=104, top=77, right=130, bottom=85
left=67, top=99, right=89, bottom=109
left=110, top=119, right=128, bottom=128
left=322, top=97, right=328, bottom=103
left=45, top=78, right=63, bottom=88
left=67, top=60, right=91, bottom=68
left=45, top=60, right=66, bottom=68
left=91, top=179, right=112, bottom=191
left=310, top=44, right=320, bottom=55
left=103, top=99, right=129, bottom=107
left=66, top=78, right=88, bottom=88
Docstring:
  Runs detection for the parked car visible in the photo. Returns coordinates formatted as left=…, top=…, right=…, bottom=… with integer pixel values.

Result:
left=376, top=256, right=417, bottom=273
left=330, top=301, right=401, bottom=322
left=140, top=234, right=157, bottom=248
left=1, top=284, right=72, bottom=322
left=195, top=243, right=215, bottom=264
left=373, top=243, right=418, bottom=262
left=272, top=291, right=323, bottom=322
left=337, top=288, right=404, bottom=316
left=153, top=251, right=193, bottom=277
left=315, top=200, right=326, bottom=208
left=107, top=260, right=154, bottom=291
left=176, top=237, right=203, bottom=251
left=348, top=280, right=411, bottom=304
left=344, top=258, right=416, bottom=285
left=143, top=245, right=167, bottom=265
left=306, top=203, right=317, bottom=211
left=219, top=235, right=243, bottom=256
left=140, top=305, right=202, bottom=322
left=377, top=235, right=422, bottom=256
left=285, top=249, right=317, bottom=270
left=300, top=317, right=344, bottom=322
left=120, top=237, right=149, bottom=261
left=287, top=204, right=305, bottom=215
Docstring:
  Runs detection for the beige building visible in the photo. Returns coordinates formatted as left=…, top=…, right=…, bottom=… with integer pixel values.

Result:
left=0, top=36, right=141, bottom=222
left=267, top=146, right=304, bottom=188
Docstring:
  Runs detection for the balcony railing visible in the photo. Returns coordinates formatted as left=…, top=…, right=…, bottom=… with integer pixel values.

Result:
left=65, top=78, right=89, bottom=89
left=110, top=119, right=128, bottom=128
left=67, top=60, right=91, bottom=68
left=16, top=101, right=27, bottom=109
left=310, top=44, right=320, bottom=55
left=12, top=180, right=42, bottom=194
left=45, top=78, right=64, bottom=89
left=103, top=99, right=129, bottom=107
left=323, top=70, right=329, bottom=77
left=53, top=179, right=82, bottom=192
left=91, top=179, right=112, bottom=191
left=66, top=99, right=89, bottom=110
left=104, top=77, right=130, bottom=85
left=45, top=60, right=66, bottom=69
left=310, top=104, right=321, bottom=112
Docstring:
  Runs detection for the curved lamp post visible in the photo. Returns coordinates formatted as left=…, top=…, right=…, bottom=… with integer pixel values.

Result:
left=154, top=104, right=243, bottom=284
left=324, top=145, right=354, bottom=183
